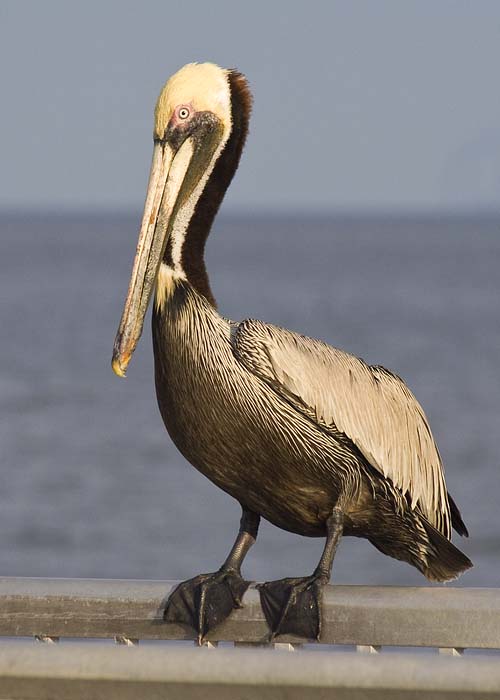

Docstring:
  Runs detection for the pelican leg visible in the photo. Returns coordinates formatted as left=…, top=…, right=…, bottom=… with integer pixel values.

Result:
left=163, top=507, right=260, bottom=644
left=258, top=507, right=344, bottom=641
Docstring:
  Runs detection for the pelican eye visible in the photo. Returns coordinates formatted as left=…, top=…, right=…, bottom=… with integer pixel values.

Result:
left=178, top=107, right=190, bottom=120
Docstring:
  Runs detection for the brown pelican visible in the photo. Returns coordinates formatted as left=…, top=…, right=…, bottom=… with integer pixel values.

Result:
left=112, top=62, right=472, bottom=642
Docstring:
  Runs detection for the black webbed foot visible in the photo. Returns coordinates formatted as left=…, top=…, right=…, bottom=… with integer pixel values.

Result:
left=163, top=569, right=250, bottom=644
left=258, top=574, right=326, bottom=641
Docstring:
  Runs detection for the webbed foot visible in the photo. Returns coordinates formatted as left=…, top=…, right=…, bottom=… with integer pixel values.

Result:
left=163, top=570, right=250, bottom=644
left=258, top=574, right=326, bottom=641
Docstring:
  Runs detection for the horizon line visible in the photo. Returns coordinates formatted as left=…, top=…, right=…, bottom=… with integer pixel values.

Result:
left=1, top=205, right=500, bottom=220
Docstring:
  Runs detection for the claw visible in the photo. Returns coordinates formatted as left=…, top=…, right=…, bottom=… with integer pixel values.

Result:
left=257, top=575, right=325, bottom=641
left=164, top=570, right=250, bottom=643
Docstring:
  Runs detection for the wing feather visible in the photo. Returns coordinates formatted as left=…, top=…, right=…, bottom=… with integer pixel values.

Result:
left=233, top=319, right=451, bottom=538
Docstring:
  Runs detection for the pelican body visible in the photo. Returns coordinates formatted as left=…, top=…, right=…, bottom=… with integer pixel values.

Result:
left=113, top=63, right=471, bottom=642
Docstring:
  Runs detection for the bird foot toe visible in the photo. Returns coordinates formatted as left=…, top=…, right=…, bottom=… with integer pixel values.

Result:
left=257, top=575, right=324, bottom=641
left=163, top=570, right=250, bottom=644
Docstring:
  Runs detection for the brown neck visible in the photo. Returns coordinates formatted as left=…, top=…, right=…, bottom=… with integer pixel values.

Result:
left=162, top=71, right=251, bottom=308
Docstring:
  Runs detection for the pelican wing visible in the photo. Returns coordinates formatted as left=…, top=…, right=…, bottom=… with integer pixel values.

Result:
left=233, top=319, right=451, bottom=538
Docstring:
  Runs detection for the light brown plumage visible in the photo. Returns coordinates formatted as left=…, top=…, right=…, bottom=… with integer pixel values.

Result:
left=234, top=319, right=451, bottom=539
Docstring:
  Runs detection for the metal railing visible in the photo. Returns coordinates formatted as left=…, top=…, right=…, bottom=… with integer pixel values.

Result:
left=1, top=577, right=499, bottom=699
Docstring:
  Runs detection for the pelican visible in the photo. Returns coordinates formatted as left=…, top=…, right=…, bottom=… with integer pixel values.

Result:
left=112, top=63, right=472, bottom=642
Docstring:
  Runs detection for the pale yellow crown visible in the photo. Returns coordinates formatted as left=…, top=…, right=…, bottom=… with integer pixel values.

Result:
left=154, top=63, right=232, bottom=139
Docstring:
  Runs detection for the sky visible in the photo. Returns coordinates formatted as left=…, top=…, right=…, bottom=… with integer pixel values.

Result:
left=1, top=1, right=500, bottom=213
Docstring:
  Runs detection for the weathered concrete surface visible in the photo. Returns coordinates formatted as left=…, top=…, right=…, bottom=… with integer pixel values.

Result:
left=0, top=577, right=499, bottom=648
left=1, top=644, right=500, bottom=700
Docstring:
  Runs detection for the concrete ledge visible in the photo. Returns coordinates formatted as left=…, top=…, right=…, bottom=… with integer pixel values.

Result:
left=1, top=578, right=499, bottom=648
left=1, top=644, right=500, bottom=700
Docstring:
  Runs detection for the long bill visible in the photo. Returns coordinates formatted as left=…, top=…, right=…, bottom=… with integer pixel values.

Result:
left=112, top=137, right=194, bottom=377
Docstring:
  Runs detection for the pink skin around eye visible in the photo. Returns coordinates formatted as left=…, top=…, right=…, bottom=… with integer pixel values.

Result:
left=170, top=103, right=194, bottom=128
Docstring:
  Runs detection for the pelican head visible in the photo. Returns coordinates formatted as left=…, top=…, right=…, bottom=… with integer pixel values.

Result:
left=112, top=63, right=246, bottom=377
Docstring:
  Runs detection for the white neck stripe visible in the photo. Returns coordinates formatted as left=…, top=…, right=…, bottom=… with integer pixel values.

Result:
left=168, top=123, right=231, bottom=276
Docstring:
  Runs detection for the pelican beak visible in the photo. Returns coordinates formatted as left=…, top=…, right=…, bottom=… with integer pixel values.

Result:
left=112, top=137, right=194, bottom=377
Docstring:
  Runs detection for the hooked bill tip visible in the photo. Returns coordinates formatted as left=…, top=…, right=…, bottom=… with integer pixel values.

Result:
left=111, top=355, right=128, bottom=378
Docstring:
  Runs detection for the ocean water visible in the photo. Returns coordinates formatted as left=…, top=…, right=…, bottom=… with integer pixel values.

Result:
left=0, top=212, right=498, bottom=588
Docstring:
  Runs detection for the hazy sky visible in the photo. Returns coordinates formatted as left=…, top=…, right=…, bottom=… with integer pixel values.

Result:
left=1, top=1, right=500, bottom=212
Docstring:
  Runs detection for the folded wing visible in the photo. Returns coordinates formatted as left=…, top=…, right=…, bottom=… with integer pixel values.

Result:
left=233, top=318, right=451, bottom=539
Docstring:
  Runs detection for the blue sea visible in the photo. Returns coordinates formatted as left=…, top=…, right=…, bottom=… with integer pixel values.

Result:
left=0, top=212, right=498, bottom=587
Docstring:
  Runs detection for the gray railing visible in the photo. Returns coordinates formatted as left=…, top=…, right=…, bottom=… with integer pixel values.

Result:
left=0, top=577, right=499, bottom=699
